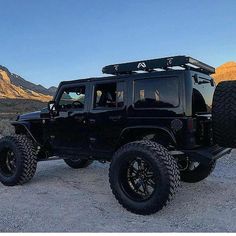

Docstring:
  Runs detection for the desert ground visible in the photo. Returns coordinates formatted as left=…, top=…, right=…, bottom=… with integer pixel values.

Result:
left=0, top=149, right=235, bottom=232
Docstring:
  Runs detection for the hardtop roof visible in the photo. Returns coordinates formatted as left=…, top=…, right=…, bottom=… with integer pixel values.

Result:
left=59, top=56, right=214, bottom=86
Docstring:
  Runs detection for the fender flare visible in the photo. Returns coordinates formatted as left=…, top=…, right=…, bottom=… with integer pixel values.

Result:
left=11, top=121, right=41, bottom=146
left=117, top=125, right=177, bottom=147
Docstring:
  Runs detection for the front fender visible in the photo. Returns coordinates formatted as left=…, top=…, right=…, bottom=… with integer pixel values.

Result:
left=11, top=121, right=41, bottom=146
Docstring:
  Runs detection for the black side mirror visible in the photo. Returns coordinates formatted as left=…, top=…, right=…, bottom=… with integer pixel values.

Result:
left=48, top=101, right=57, bottom=115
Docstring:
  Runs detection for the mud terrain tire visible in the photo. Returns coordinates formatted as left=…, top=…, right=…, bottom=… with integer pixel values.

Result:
left=109, top=140, right=180, bottom=215
left=212, top=81, right=236, bottom=148
left=0, top=135, right=37, bottom=186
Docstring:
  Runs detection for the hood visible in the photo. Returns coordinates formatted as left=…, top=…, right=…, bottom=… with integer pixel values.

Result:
left=18, top=111, right=42, bottom=121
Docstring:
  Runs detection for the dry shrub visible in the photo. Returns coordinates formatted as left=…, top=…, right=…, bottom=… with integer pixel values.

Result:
left=0, top=119, right=15, bottom=136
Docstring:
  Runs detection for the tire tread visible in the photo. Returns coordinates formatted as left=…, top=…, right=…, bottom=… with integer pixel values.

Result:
left=109, top=140, right=180, bottom=215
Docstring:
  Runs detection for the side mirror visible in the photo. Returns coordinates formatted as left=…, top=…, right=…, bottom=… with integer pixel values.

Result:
left=48, top=101, right=57, bottom=115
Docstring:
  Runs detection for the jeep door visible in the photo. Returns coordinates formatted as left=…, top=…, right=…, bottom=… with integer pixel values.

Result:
left=88, top=80, right=127, bottom=156
left=49, top=82, right=90, bottom=154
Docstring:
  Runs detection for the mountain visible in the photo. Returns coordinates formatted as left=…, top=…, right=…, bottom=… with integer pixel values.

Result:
left=47, top=86, right=57, bottom=95
left=1, top=61, right=235, bottom=102
left=0, top=65, right=55, bottom=102
left=212, top=62, right=236, bottom=84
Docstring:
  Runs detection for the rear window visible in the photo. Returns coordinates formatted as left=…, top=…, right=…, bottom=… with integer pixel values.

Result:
left=192, top=76, right=215, bottom=114
left=134, top=77, right=179, bottom=109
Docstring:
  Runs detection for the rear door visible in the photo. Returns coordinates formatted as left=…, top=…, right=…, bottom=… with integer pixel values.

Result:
left=87, top=80, right=127, bottom=155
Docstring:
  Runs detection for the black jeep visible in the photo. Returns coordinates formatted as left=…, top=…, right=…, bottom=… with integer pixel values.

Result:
left=0, top=56, right=235, bottom=215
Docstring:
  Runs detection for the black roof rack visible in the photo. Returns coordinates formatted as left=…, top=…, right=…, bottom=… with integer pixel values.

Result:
left=102, top=56, right=215, bottom=75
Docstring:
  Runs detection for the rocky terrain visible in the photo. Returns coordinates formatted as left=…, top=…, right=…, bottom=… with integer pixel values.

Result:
left=0, top=151, right=235, bottom=232
left=212, top=61, right=236, bottom=84
left=0, top=65, right=54, bottom=123
left=0, top=65, right=55, bottom=102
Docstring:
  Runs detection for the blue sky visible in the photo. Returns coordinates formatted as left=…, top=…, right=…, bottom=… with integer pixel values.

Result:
left=0, top=0, right=236, bottom=88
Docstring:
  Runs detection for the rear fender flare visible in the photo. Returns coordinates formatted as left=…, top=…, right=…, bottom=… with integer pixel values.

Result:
left=117, top=126, right=176, bottom=148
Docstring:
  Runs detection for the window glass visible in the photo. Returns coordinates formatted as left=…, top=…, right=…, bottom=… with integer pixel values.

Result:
left=58, top=86, right=86, bottom=110
left=93, top=82, right=124, bottom=109
left=192, top=76, right=215, bottom=114
left=116, top=82, right=125, bottom=108
left=134, top=77, right=179, bottom=108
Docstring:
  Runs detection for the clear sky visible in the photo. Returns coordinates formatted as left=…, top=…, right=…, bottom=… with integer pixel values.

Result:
left=0, top=0, right=236, bottom=88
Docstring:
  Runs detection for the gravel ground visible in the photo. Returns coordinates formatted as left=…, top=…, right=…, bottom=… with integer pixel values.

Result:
left=0, top=150, right=236, bottom=232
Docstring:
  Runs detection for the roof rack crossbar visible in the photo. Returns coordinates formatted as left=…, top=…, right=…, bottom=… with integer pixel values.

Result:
left=102, top=56, right=215, bottom=75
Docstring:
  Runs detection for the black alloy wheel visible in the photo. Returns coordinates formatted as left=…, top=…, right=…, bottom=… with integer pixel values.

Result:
left=0, top=148, right=17, bottom=177
left=121, top=157, right=156, bottom=201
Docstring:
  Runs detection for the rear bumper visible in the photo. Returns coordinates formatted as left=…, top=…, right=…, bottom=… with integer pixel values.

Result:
left=180, top=145, right=232, bottom=165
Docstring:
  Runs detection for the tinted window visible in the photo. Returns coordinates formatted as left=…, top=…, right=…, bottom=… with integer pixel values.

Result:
left=134, top=77, right=179, bottom=108
left=192, top=76, right=215, bottom=114
left=93, top=82, right=125, bottom=109
left=58, top=85, right=85, bottom=110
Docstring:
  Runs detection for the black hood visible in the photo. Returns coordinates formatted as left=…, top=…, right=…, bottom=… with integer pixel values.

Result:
left=18, top=111, right=42, bottom=121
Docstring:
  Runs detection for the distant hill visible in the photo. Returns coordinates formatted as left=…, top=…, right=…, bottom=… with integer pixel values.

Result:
left=0, top=65, right=56, bottom=101
left=0, top=98, right=47, bottom=120
left=212, top=62, right=236, bottom=84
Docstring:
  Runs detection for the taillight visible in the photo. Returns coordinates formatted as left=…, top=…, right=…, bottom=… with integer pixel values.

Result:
left=187, top=118, right=195, bottom=131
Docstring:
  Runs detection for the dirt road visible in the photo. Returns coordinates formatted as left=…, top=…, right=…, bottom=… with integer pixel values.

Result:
left=0, top=151, right=235, bottom=232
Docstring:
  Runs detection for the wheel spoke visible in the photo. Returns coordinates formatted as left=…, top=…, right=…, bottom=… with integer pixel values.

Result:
left=136, top=158, right=142, bottom=171
left=125, top=156, right=157, bottom=200
left=0, top=149, right=17, bottom=175
left=129, top=165, right=138, bottom=174
left=142, top=182, right=149, bottom=196
left=140, top=160, right=145, bottom=170
left=133, top=179, right=142, bottom=191
left=146, top=178, right=155, bottom=188
left=127, top=174, right=138, bottom=182
left=146, top=171, right=154, bottom=177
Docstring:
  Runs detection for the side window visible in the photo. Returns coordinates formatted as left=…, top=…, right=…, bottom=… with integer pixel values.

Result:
left=134, top=77, right=179, bottom=109
left=192, top=76, right=215, bottom=114
left=93, top=82, right=125, bottom=109
left=58, top=85, right=86, bottom=110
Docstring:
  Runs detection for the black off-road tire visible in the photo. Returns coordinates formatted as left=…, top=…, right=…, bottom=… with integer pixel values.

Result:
left=64, top=158, right=93, bottom=169
left=0, top=135, right=37, bottom=186
left=109, top=140, right=180, bottom=215
left=180, top=161, right=216, bottom=183
left=212, top=81, right=236, bottom=148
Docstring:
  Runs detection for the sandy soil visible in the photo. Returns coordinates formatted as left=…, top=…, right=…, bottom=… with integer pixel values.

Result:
left=0, top=150, right=235, bottom=232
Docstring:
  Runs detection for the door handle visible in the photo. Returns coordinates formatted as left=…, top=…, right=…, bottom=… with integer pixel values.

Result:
left=88, top=118, right=96, bottom=124
left=109, top=115, right=122, bottom=121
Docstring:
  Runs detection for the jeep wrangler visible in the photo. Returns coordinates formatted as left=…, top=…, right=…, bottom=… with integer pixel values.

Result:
left=0, top=56, right=235, bottom=215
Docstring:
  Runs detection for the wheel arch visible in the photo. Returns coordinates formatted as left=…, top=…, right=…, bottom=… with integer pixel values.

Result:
left=11, top=121, right=41, bottom=146
left=116, top=126, right=176, bottom=149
